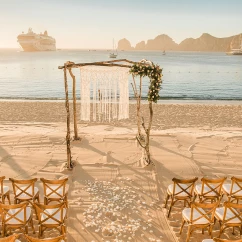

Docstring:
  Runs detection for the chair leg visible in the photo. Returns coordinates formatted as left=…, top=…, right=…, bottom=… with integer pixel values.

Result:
left=7, top=193, right=11, bottom=204
left=186, top=225, right=192, bottom=242
left=2, top=226, right=5, bottom=237
left=209, top=225, right=213, bottom=237
left=164, top=193, right=170, bottom=208
left=193, top=194, right=197, bottom=202
left=167, top=199, right=174, bottom=218
left=38, top=226, right=42, bottom=238
left=232, top=226, right=235, bottom=235
left=25, top=225, right=28, bottom=234
left=30, top=218, right=35, bottom=234
left=219, top=225, right=224, bottom=238
left=61, top=225, right=66, bottom=234
left=180, top=219, right=185, bottom=234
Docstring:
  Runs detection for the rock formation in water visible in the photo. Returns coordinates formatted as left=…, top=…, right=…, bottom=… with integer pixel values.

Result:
left=117, top=38, right=133, bottom=50
left=135, top=41, right=146, bottom=50
left=178, top=33, right=235, bottom=52
left=144, top=34, right=178, bottom=51
left=117, top=33, right=242, bottom=52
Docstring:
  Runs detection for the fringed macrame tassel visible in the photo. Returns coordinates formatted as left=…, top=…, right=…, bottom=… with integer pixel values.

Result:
left=80, top=66, right=129, bottom=122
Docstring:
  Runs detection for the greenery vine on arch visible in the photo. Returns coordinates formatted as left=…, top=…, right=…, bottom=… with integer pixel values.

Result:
left=130, top=59, right=163, bottom=165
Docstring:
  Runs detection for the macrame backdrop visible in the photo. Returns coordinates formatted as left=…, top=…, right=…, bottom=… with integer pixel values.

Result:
left=80, top=66, right=130, bottom=122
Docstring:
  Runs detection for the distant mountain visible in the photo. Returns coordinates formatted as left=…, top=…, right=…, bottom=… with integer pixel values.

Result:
left=117, top=38, right=133, bottom=50
left=117, top=33, right=242, bottom=52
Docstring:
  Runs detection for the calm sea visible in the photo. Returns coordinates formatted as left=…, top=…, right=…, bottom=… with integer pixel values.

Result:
left=0, top=49, right=242, bottom=100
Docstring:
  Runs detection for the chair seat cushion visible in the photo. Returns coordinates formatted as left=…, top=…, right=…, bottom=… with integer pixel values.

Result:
left=182, top=207, right=210, bottom=224
left=41, top=208, right=67, bottom=225
left=195, top=184, right=218, bottom=197
left=6, top=207, right=32, bottom=224
left=167, top=184, right=189, bottom=197
left=222, top=184, right=242, bottom=196
left=16, top=186, right=39, bottom=199
left=215, top=207, right=240, bottom=224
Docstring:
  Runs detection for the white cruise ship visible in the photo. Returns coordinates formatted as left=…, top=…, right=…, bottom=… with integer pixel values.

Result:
left=17, top=28, right=56, bottom=51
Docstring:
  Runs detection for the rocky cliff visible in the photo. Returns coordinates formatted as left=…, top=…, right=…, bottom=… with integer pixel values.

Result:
left=117, top=38, right=133, bottom=50
left=117, top=33, right=241, bottom=51
left=178, top=33, right=235, bottom=51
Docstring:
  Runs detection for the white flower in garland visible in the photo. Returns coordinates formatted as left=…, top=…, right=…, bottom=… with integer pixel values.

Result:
left=130, top=59, right=163, bottom=103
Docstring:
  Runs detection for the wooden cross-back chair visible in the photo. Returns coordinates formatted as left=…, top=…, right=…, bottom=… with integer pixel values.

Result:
left=194, top=177, right=227, bottom=203
left=24, top=234, right=65, bottom=242
left=180, top=201, right=219, bottom=242
left=34, top=202, right=67, bottom=237
left=9, top=178, right=39, bottom=204
left=222, top=177, right=242, bottom=203
left=164, top=177, right=198, bottom=217
left=0, top=234, right=20, bottom=242
left=202, top=239, right=242, bottom=242
left=0, top=202, right=35, bottom=237
left=40, top=178, right=68, bottom=205
left=213, top=239, right=242, bottom=242
left=215, top=201, right=242, bottom=238
left=0, top=176, right=10, bottom=204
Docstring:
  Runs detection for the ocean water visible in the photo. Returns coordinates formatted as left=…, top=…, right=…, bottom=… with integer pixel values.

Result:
left=0, top=49, right=242, bottom=100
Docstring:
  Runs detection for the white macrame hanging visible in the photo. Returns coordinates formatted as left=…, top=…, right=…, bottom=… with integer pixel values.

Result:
left=80, top=66, right=130, bottom=122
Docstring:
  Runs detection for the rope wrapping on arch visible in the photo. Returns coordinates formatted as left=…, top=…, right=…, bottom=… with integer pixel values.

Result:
left=80, top=66, right=130, bottom=122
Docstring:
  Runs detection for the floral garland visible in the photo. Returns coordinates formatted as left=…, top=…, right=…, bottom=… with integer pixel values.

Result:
left=130, top=59, right=163, bottom=103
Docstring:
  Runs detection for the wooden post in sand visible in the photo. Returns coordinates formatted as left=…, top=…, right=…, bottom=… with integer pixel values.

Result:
left=130, top=60, right=162, bottom=166
left=68, top=68, right=79, bottom=140
left=64, top=64, right=72, bottom=169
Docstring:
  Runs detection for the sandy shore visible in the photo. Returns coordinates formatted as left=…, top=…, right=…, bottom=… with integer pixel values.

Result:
left=1, top=101, right=242, bottom=242
left=1, top=101, right=242, bottom=128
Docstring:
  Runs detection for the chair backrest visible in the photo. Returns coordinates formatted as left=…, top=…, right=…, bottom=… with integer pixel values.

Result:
left=230, top=176, right=242, bottom=198
left=9, top=178, right=37, bottom=199
left=172, top=177, right=198, bottom=197
left=190, top=201, right=219, bottom=224
left=40, top=178, right=68, bottom=199
left=34, top=202, right=67, bottom=226
left=0, top=176, right=5, bottom=195
left=201, top=177, right=227, bottom=197
left=220, top=201, right=242, bottom=224
left=0, top=234, right=19, bottom=242
left=213, top=238, right=242, bottom=242
left=0, top=202, right=30, bottom=225
left=24, top=234, right=65, bottom=242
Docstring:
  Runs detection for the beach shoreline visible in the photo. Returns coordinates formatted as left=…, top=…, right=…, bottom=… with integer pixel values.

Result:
left=1, top=101, right=242, bottom=129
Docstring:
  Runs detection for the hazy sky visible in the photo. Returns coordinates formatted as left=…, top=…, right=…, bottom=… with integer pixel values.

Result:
left=0, top=0, right=241, bottom=49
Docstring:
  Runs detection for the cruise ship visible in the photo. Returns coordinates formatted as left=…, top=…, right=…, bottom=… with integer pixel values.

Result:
left=17, top=28, right=56, bottom=51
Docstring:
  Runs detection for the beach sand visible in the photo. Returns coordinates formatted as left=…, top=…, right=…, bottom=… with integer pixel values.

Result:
left=1, top=101, right=242, bottom=242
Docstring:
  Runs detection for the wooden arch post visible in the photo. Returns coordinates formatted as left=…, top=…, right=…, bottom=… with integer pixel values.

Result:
left=63, top=64, right=72, bottom=169
left=67, top=67, right=79, bottom=140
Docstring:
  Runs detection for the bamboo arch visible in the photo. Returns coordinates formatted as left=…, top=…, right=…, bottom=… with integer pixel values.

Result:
left=58, top=59, right=136, bottom=169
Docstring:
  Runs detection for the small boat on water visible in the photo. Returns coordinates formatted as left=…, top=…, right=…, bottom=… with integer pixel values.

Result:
left=109, top=39, right=118, bottom=58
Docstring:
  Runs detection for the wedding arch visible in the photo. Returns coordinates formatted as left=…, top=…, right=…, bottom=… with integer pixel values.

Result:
left=58, top=59, right=163, bottom=169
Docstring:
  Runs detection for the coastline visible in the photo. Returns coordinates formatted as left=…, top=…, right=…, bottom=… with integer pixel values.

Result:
left=1, top=98, right=242, bottom=105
